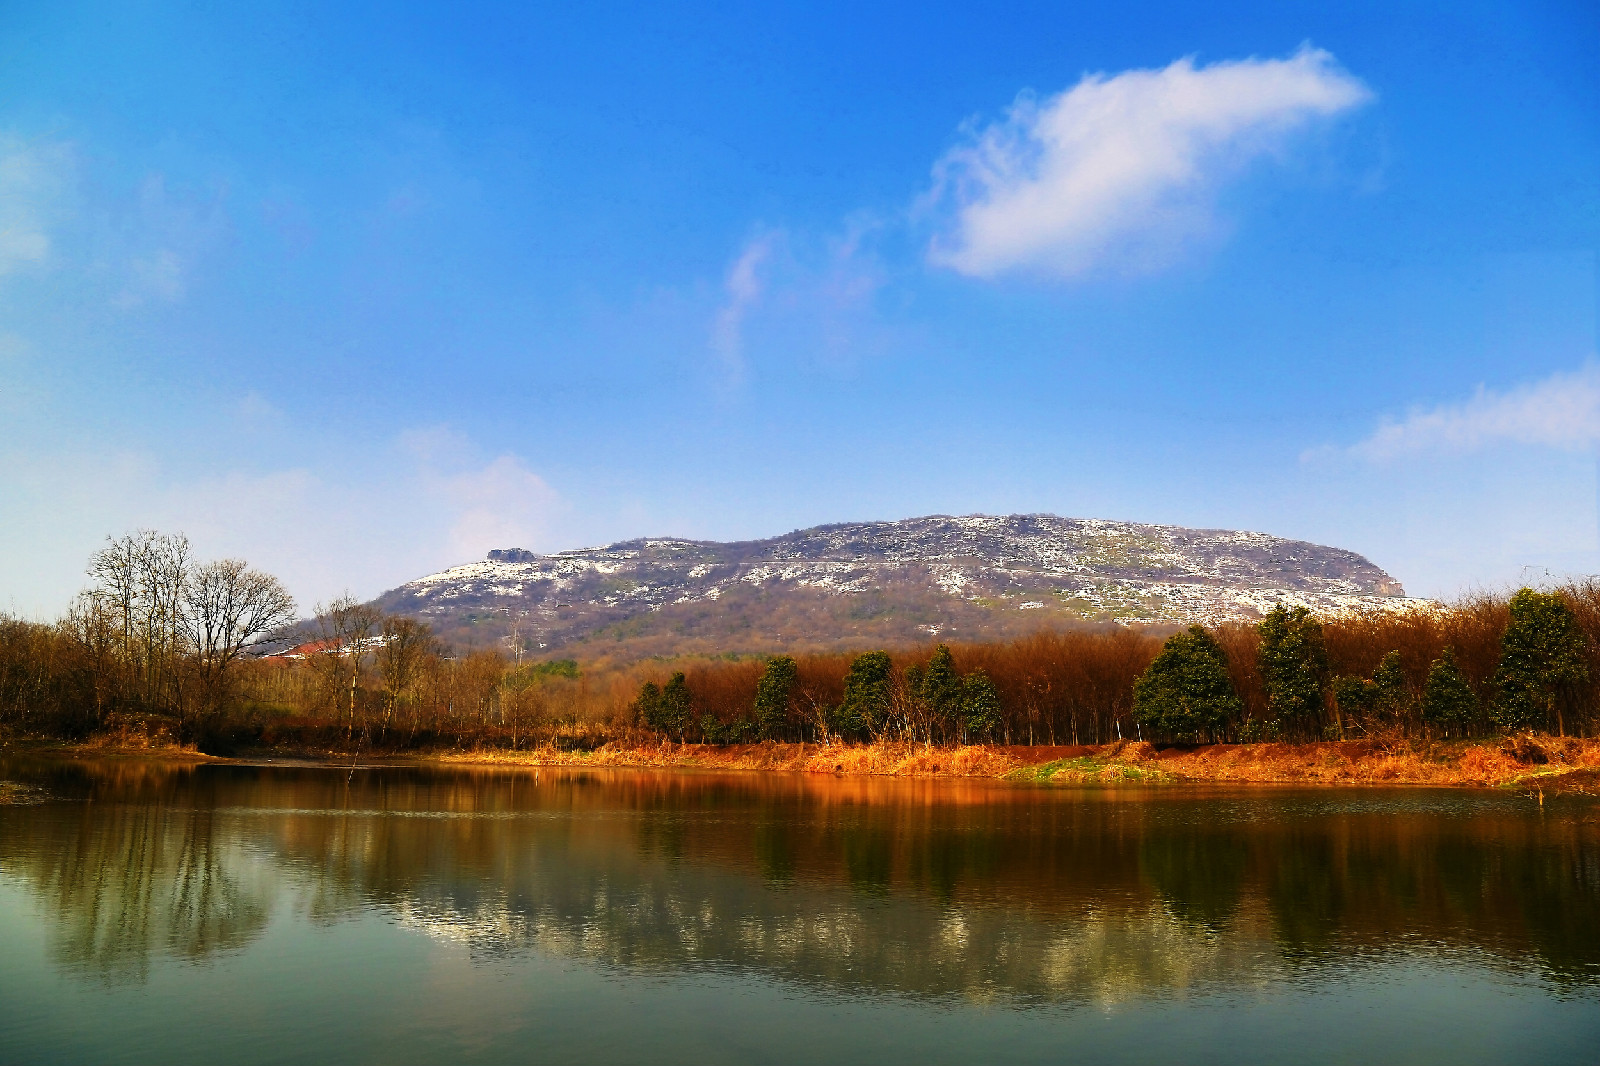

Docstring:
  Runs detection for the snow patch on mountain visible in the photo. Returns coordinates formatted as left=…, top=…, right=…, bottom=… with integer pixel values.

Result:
left=380, top=513, right=1419, bottom=645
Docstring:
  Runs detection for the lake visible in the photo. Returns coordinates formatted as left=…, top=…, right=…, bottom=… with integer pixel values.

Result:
left=1, top=758, right=1596, bottom=1064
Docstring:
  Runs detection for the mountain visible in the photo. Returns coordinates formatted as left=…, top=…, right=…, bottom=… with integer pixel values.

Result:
left=375, top=514, right=1414, bottom=660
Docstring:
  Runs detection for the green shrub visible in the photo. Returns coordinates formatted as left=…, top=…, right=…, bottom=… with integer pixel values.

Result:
left=832, top=651, right=892, bottom=740
left=1257, top=606, right=1329, bottom=735
left=1495, top=588, right=1588, bottom=735
left=1422, top=647, right=1477, bottom=733
left=752, top=655, right=797, bottom=740
left=1133, top=626, right=1242, bottom=743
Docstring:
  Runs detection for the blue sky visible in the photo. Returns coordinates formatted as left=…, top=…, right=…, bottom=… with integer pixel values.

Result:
left=1, top=0, right=1596, bottom=615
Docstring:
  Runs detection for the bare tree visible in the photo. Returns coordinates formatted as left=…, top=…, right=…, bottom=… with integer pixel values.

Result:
left=313, top=596, right=381, bottom=740
left=87, top=530, right=192, bottom=712
left=183, top=559, right=296, bottom=720
left=62, top=592, right=123, bottom=727
left=376, top=615, right=435, bottom=738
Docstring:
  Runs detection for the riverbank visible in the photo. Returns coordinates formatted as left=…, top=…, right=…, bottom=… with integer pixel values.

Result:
left=437, top=736, right=1600, bottom=791
left=7, top=734, right=1598, bottom=792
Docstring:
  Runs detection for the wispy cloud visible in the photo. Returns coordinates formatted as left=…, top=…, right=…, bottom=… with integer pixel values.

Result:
left=0, top=425, right=569, bottom=615
left=110, top=174, right=227, bottom=308
left=925, top=46, right=1372, bottom=279
left=401, top=425, right=566, bottom=561
left=0, top=133, right=229, bottom=308
left=0, top=136, right=73, bottom=275
left=710, top=232, right=777, bottom=385
left=1345, top=364, right=1600, bottom=461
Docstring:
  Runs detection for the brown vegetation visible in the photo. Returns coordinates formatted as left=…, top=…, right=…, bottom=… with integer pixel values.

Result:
left=7, top=528, right=1600, bottom=783
left=429, top=734, right=1600, bottom=790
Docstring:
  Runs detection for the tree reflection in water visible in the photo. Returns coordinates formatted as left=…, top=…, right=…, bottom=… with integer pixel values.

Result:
left=0, top=762, right=271, bottom=981
left=2, top=759, right=1597, bottom=999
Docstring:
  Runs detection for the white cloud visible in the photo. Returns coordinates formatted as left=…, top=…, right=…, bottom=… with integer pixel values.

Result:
left=926, top=46, right=1372, bottom=279
left=0, top=136, right=73, bottom=275
left=0, top=427, right=567, bottom=618
left=0, top=135, right=227, bottom=307
left=710, top=232, right=776, bottom=383
left=702, top=219, right=895, bottom=379
left=425, top=453, right=564, bottom=564
left=1347, top=364, right=1600, bottom=461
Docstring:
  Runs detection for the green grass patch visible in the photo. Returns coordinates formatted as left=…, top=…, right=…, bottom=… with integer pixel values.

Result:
left=1497, top=767, right=1570, bottom=790
left=1006, top=756, right=1170, bottom=785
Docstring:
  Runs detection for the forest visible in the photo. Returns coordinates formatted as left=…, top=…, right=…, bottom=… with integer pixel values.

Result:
left=2, top=529, right=1598, bottom=752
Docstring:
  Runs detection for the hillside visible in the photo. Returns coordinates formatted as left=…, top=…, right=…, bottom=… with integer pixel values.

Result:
left=374, top=513, right=1415, bottom=659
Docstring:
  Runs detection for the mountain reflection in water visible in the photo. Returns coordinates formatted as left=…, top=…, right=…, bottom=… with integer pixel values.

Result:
left=3, top=758, right=1597, bottom=1008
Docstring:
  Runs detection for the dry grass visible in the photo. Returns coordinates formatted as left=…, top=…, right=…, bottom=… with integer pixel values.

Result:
left=437, top=734, right=1600, bottom=788
left=437, top=740, right=1026, bottom=778
left=18, top=731, right=1597, bottom=791
left=1152, top=735, right=1600, bottom=787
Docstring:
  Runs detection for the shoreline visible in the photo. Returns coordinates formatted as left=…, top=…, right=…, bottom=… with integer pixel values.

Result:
left=5, top=735, right=1598, bottom=792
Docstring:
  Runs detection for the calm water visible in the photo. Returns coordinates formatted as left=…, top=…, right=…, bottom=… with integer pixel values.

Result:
left=1, top=759, right=1597, bottom=1065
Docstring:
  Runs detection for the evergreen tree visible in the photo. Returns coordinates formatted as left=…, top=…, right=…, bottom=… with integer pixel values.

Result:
left=961, top=671, right=1002, bottom=741
left=1372, top=650, right=1410, bottom=719
left=1421, top=647, right=1477, bottom=734
left=659, top=671, right=692, bottom=741
left=1133, top=626, right=1242, bottom=742
left=699, top=711, right=751, bottom=745
left=833, top=651, right=892, bottom=740
left=632, top=681, right=664, bottom=734
left=1495, top=588, right=1588, bottom=735
left=752, top=655, right=798, bottom=740
left=920, top=644, right=963, bottom=740
left=1332, top=675, right=1378, bottom=726
left=1257, top=605, right=1329, bottom=736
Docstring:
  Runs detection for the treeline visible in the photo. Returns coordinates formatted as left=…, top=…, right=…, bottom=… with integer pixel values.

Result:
left=0, top=531, right=294, bottom=740
left=631, top=587, right=1600, bottom=745
left=0, top=530, right=607, bottom=749
left=6, top=528, right=1600, bottom=749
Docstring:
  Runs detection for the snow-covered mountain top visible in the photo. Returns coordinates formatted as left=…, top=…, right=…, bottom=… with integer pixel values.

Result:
left=429, top=512, right=1404, bottom=597
left=376, top=514, right=1418, bottom=654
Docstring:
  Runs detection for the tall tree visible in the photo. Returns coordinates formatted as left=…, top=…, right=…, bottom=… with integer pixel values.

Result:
left=1495, top=588, right=1588, bottom=735
left=833, top=651, right=892, bottom=740
left=633, top=681, right=665, bottom=734
left=1257, top=606, right=1329, bottom=737
left=961, top=671, right=1002, bottom=742
left=1371, top=650, right=1410, bottom=721
left=376, top=616, right=435, bottom=737
left=1421, top=647, right=1477, bottom=736
left=86, top=530, right=192, bottom=713
left=920, top=645, right=963, bottom=743
left=313, top=596, right=381, bottom=739
left=1133, top=625, right=1242, bottom=743
left=184, top=559, right=296, bottom=721
left=752, top=655, right=798, bottom=740
left=659, top=671, right=693, bottom=741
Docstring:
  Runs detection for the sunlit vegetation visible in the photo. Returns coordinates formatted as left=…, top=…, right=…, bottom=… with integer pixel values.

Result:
left=4, top=529, right=1600, bottom=755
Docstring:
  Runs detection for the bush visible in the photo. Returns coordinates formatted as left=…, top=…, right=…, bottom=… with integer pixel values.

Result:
left=832, top=651, right=892, bottom=740
left=1257, top=606, right=1329, bottom=734
left=1133, top=626, right=1242, bottom=743
left=1422, top=647, right=1477, bottom=734
left=961, top=671, right=1002, bottom=741
left=1495, top=588, right=1588, bottom=735
left=752, top=656, right=798, bottom=740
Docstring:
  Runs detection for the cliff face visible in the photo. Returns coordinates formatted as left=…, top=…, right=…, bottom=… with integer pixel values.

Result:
left=375, top=513, right=1413, bottom=657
